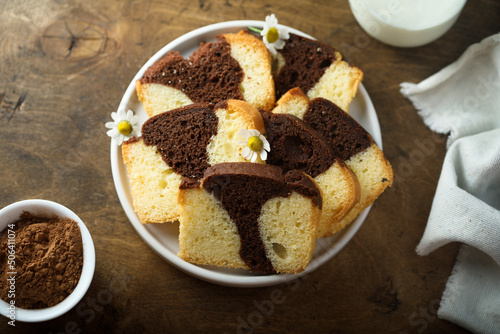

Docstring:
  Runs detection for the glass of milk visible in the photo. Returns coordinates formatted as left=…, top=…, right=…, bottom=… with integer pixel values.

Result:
left=348, top=0, right=467, bottom=47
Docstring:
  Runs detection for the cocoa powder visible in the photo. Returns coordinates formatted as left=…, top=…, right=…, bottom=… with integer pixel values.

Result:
left=0, top=212, right=83, bottom=309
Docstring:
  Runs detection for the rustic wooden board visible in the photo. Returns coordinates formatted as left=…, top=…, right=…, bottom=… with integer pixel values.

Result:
left=0, top=0, right=498, bottom=333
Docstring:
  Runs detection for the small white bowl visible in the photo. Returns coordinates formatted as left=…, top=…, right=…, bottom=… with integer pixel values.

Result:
left=0, top=199, right=95, bottom=322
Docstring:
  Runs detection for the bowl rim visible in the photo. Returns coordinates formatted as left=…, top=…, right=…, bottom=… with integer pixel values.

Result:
left=0, top=199, right=95, bottom=322
left=350, top=0, right=467, bottom=30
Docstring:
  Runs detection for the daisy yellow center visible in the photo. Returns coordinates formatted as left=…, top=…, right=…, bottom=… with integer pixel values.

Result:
left=117, top=120, right=133, bottom=135
left=266, top=27, right=279, bottom=43
left=248, top=136, right=263, bottom=152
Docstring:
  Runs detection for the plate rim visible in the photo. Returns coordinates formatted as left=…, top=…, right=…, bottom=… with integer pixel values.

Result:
left=110, top=20, right=381, bottom=288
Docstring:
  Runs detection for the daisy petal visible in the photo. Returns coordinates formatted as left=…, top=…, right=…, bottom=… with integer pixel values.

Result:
left=131, top=115, right=140, bottom=125
left=263, top=140, right=271, bottom=152
left=250, top=129, right=261, bottom=137
left=265, top=15, right=273, bottom=26
left=126, top=109, right=134, bottom=121
left=267, top=44, right=277, bottom=55
left=107, top=128, right=119, bottom=138
left=105, top=121, right=116, bottom=129
left=110, top=112, right=120, bottom=123
left=132, top=126, right=141, bottom=136
left=268, top=14, right=278, bottom=25
left=259, top=149, right=267, bottom=161
left=279, top=28, right=290, bottom=39
left=114, top=112, right=122, bottom=123
left=242, top=147, right=252, bottom=160
left=251, top=151, right=258, bottom=163
left=237, top=128, right=250, bottom=139
left=274, top=39, right=285, bottom=50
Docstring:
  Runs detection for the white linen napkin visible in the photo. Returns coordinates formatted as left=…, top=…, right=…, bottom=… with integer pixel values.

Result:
left=400, top=33, right=500, bottom=334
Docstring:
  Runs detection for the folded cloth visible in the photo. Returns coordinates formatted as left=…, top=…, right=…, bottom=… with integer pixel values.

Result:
left=400, top=33, right=500, bottom=334
left=401, top=33, right=500, bottom=148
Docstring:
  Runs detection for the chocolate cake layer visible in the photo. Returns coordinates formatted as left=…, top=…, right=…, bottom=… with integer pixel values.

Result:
left=274, top=33, right=338, bottom=99
left=303, top=98, right=372, bottom=161
left=202, top=162, right=321, bottom=273
left=139, top=35, right=244, bottom=104
left=142, top=103, right=218, bottom=180
left=261, top=111, right=334, bottom=178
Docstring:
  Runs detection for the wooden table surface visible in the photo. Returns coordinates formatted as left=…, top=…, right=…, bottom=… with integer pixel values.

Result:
left=1, top=0, right=499, bottom=333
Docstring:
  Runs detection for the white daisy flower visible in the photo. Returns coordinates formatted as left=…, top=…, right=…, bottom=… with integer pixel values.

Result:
left=237, top=128, right=271, bottom=163
left=260, top=14, right=290, bottom=55
left=105, top=109, right=140, bottom=145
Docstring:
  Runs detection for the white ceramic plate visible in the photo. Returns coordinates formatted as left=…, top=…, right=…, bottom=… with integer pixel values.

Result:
left=111, top=20, right=381, bottom=288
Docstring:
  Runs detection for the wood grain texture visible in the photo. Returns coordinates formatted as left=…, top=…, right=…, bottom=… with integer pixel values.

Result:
left=0, top=0, right=499, bottom=333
